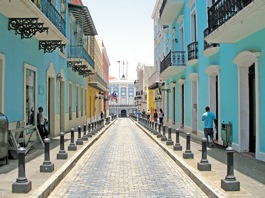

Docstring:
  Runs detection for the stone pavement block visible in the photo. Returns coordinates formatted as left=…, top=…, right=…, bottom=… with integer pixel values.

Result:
left=137, top=121, right=265, bottom=197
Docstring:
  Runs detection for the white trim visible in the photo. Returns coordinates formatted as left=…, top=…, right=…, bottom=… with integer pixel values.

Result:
left=177, top=15, right=184, bottom=25
left=178, top=78, right=185, bottom=85
left=46, top=63, right=56, bottom=136
left=188, top=73, right=198, bottom=81
left=0, top=53, right=5, bottom=113
left=188, top=0, right=195, bottom=9
left=189, top=73, right=198, bottom=133
left=233, top=51, right=260, bottom=153
left=256, top=151, right=265, bottom=162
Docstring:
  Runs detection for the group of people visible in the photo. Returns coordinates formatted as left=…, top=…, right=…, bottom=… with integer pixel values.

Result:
left=137, top=106, right=217, bottom=148
left=138, top=108, right=164, bottom=125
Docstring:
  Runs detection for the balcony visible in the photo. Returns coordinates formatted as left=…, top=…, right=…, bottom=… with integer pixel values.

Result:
left=205, top=0, right=265, bottom=43
left=68, top=45, right=94, bottom=69
left=160, top=51, right=186, bottom=79
left=0, top=0, right=67, bottom=43
left=88, top=73, right=108, bottom=92
left=148, top=71, right=160, bottom=90
left=187, top=42, right=198, bottom=66
left=203, top=28, right=220, bottom=57
left=159, top=0, right=184, bottom=25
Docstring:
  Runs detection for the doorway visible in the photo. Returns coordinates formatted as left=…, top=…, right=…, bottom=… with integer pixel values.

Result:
left=249, top=64, right=256, bottom=153
left=60, top=81, right=65, bottom=132
left=121, top=109, right=127, bottom=117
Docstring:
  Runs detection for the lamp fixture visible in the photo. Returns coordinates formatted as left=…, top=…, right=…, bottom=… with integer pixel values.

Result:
left=171, top=81, right=176, bottom=87
left=56, top=73, right=63, bottom=81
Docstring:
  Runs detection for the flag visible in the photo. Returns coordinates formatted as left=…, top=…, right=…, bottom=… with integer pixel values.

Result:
left=109, top=91, right=118, bottom=103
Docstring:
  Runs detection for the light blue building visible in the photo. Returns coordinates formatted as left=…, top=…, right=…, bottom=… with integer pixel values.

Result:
left=0, top=0, right=97, bottom=138
left=152, top=0, right=265, bottom=162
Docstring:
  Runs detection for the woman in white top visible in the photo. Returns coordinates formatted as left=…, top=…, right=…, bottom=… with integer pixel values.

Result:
left=159, top=109, right=164, bottom=125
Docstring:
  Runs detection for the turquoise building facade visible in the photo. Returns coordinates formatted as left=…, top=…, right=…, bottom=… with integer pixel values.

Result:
left=0, top=0, right=97, bottom=137
left=152, top=0, right=265, bottom=162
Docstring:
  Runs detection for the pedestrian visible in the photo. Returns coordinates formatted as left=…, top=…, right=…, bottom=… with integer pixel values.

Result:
left=137, top=110, right=141, bottom=118
left=153, top=109, right=158, bottom=122
left=159, top=108, right=164, bottom=125
left=146, top=109, right=150, bottom=120
left=101, top=111, right=104, bottom=119
left=142, top=109, right=146, bottom=118
left=202, top=106, right=217, bottom=147
left=37, top=106, right=48, bottom=140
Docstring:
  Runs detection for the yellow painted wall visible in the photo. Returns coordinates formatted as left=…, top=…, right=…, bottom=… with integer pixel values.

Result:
left=148, top=89, right=155, bottom=117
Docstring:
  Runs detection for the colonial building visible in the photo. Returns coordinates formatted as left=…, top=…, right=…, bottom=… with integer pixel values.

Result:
left=152, top=0, right=265, bottom=162
left=0, top=0, right=108, bottom=146
left=109, top=76, right=136, bottom=117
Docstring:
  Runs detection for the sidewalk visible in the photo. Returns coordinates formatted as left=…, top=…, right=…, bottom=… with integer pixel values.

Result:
left=0, top=120, right=116, bottom=198
left=135, top=120, right=265, bottom=198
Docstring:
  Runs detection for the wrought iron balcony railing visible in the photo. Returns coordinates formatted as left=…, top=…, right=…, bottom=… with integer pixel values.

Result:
left=33, top=0, right=66, bottom=36
left=69, top=45, right=94, bottom=68
left=208, top=0, right=253, bottom=35
left=203, top=28, right=219, bottom=50
left=187, top=42, right=198, bottom=60
left=89, top=73, right=107, bottom=88
left=159, top=0, right=167, bottom=18
left=160, top=50, right=185, bottom=74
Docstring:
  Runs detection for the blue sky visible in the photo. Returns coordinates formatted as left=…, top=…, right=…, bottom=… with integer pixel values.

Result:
left=83, top=0, right=155, bottom=80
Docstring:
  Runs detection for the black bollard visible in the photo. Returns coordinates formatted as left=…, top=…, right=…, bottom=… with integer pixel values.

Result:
left=40, top=138, right=54, bottom=172
left=68, top=128, right=77, bottom=151
left=166, top=126, right=174, bottom=145
left=157, top=123, right=162, bottom=138
left=82, top=124, right=88, bottom=141
left=57, top=132, right=68, bottom=159
left=221, top=147, right=240, bottom=191
left=12, top=147, right=32, bottom=193
left=183, top=133, right=194, bottom=159
left=154, top=122, right=158, bottom=135
left=161, top=125, right=167, bottom=141
left=91, top=122, right=96, bottom=135
left=173, top=128, right=182, bottom=151
left=87, top=123, right=92, bottom=137
left=197, top=138, right=211, bottom=171
left=76, top=126, right=83, bottom=145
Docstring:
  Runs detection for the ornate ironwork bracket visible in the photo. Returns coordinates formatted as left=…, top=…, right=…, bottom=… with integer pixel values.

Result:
left=39, top=40, right=65, bottom=53
left=8, top=18, right=48, bottom=39
left=67, top=61, right=93, bottom=77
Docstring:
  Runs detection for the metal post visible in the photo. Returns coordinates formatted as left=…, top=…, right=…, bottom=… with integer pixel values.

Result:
left=82, top=124, right=88, bottom=141
left=40, top=138, right=54, bottom=172
left=12, top=147, right=32, bottom=193
left=76, top=126, right=83, bottom=145
left=221, top=147, right=240, bottom=191
left=197, top=138, right=211, bottom=171
left=173, top=128, right=182, bottom=151
left=87, top=123, right=92, bottom=137
left=166, top=126, right=174, bottom=145
left=183, top=133, right=194, bottom=159
left=68, top=128, right=77, bottom=151
left=154, top=122, right=158, bottom=135
left=157, top=123, right=162, bottom=138
left=161, top=125, right=167, bottom=141
left=57, top=132, right=68, bottom=159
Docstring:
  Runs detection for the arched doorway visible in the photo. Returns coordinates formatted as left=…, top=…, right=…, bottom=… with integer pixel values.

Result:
left=121, top=109, right=127, bottom=117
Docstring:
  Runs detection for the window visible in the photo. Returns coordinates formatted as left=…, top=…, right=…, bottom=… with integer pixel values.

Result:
left=121, top=87, right=126, bottom=97
left=129, top=88, right=134, bottom=97
left=113, top=87, right=119, bottom=96
left=69, top=82, right=72, bottom=120
left=25, top=68, right=36, bottom=125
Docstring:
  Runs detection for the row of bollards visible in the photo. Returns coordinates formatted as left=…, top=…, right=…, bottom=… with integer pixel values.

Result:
left=135, top=116, right=240, bottom=192
left=12, top=117, right=116, bottom=193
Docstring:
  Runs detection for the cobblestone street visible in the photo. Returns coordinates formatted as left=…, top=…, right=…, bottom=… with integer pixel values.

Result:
left=49, top=119, right=207, bottom=197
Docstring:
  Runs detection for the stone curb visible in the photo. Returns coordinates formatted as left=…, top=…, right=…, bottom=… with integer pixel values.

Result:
left=29, top=119, right=117, bottom=198
left=134, top=120, right=220, bottom=198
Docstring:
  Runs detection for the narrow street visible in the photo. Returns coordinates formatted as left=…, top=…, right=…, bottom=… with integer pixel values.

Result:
left=49, top=118, right=207, bottom=197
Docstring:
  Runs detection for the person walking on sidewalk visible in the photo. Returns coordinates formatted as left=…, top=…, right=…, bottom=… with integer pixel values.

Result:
left=159, top=108, right=164, bottom=125
left=146, top=109, right=150, bottom=120
left=202, top=106, right=217, bottom=147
